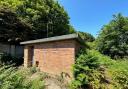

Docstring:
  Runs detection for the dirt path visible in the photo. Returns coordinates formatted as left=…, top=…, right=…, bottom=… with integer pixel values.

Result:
left=45, top=78, right=68, bottom=89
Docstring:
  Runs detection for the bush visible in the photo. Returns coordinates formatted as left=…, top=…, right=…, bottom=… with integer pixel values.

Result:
left=0, top=66, right=45, bottom=89
left=0, top=53, right=23, bottom=66
left=71, top=50, right=103, bottom=89
left=71, top=49, right=128, bottom=89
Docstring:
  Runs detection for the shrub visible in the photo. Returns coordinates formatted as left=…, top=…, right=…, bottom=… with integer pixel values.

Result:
left=71, top=49, right=128, bottom=89
left=71, top=50, right=103, bottom=89
left=0, top=66, right=45, bottom=89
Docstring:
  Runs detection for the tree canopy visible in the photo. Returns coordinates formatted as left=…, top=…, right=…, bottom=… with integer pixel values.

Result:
left=0, top=7, right=32, bottom=44
left=78, top=31, right=95, bottom=42
left=0, top=0, right=75, bottom=40
left=96, top=13, right=128, bottom=59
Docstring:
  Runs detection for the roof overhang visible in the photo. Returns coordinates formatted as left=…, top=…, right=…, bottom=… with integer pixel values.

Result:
left=20, top=34, right=84, bottom=45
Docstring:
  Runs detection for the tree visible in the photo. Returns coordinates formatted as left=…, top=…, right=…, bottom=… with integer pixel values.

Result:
left=96, top=13, right=128, bottom=59
left=78, top=31, right=95, bottom=42
left=0, top=0, right=74, bottom=39
left=0, top=7, right=32, bottom=44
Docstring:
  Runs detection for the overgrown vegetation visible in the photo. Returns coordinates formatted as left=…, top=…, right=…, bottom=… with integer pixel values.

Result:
left=0, top=65, right=70, bottom=89
left=69, top=14, right=127, bottom=89
left=70, top=14, right=128, bottom=89
left=96, top=13, right=128, bottom=59
left=0, top=66, right=45, bottom=89
left=71, top=49, right=128, bottom=89
left=0, top=0, right=128, bottom=89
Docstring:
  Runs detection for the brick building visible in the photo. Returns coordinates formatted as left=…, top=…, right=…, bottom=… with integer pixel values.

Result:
left=21, top=34, right=84, bottom=78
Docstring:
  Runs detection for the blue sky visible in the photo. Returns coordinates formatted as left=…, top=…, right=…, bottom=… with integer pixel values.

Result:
left=58, top=0, right=128, bottom=36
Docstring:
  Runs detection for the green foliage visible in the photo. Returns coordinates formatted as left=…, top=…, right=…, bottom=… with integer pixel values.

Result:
left=0, top=0, right=74, bottom=40
left=0, top=0, right=24, bottom=9
left=113, top=70, right=128, bottom=89
left=107, top=60, right=128, bottom=89
left=30, top=66, right=38, bottom=74
left=71, top=49, right=128, bottom=89
left=0, top=7, right=32, bottom=43
left=71, top=50, right=103, bottom=89
left=78, top=31, right=95, bottom=42
left=96, top=13, right=128, bottom=59
left=0, top=53, right=23, bottom=66
left=0, top=1, right=128, bottom=89
left=0, top=66, right=45, bottom=89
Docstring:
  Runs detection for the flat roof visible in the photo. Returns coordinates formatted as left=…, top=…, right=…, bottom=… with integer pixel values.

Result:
left=20, top=34, right=83, bottom=45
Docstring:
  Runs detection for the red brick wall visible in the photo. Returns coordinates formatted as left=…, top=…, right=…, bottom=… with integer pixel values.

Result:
left=24, top=39, right=81, bottom=78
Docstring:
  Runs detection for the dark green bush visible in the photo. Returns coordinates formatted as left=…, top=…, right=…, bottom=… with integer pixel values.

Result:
left=71, top=50, right=103, bottom=89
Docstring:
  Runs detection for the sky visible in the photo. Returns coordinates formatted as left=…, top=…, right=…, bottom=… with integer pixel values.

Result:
left=58, top=0, right=128, bottom=36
